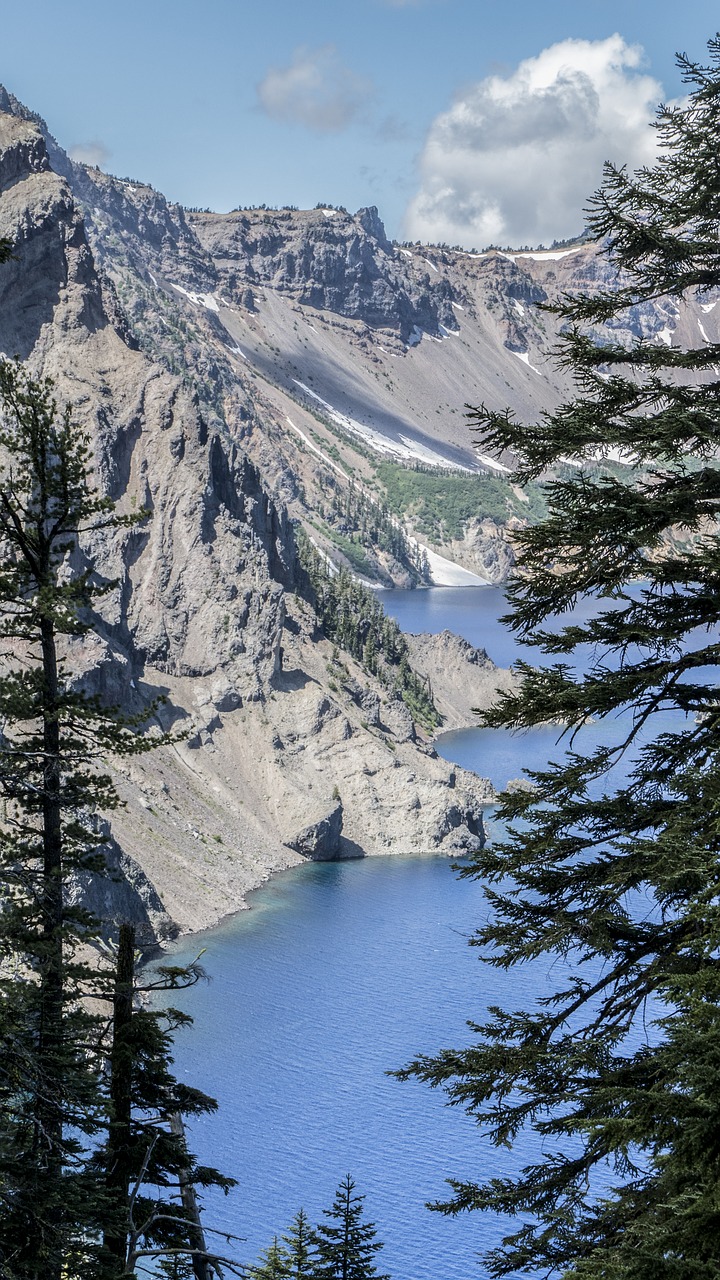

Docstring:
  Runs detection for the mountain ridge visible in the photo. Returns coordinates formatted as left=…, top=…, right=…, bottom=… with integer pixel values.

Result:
left=0, top=87, right=508, bottom=946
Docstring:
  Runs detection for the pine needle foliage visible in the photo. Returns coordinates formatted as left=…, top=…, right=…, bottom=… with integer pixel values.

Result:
left=0, top=360, right=157, bottom=1280
left=281, top=1208, right=316, bottom=1279
left=313, top=1175, right=389, bottom=1280
left=0, top=361, right=233, bottom=1279
left=248, top=1236, right=292, bottom=1280
left=398, top=36, right=720, bottom=1280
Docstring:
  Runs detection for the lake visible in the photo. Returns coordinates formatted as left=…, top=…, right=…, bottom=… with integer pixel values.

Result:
left=159, top=585, right=649, bottom=1279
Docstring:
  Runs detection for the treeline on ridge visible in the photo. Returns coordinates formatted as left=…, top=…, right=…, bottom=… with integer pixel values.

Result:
left=298, top=532, right=440, bottom=731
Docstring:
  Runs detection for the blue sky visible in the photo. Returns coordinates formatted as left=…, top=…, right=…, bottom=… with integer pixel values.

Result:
left=2, top=2, right=717, bottom=246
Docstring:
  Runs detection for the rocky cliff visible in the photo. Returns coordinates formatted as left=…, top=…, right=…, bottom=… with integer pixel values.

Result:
left=42, top=133, right=718, bottom=588
left=0, top=90, right=500, bottom=946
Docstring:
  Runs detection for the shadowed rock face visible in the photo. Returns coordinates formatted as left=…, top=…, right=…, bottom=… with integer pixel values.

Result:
left=0, top=89, right=500, bottom=947
left=288, top=802, right=344, bottom=861
left=187, top=205, right=459, bottom=341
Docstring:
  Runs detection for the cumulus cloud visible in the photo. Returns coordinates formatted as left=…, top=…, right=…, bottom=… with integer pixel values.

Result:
left=68, top=139, right=111, bottom=168
left=404, top=35, right=664, bottom=249
left=257, top=45, right=372, bottom=133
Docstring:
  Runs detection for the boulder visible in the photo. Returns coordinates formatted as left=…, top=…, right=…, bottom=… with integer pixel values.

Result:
left=287, top=801, right=343, bottom=861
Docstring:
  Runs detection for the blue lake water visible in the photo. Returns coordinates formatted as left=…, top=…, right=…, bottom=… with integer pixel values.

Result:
left=160, top=585, right=689, bottom=1279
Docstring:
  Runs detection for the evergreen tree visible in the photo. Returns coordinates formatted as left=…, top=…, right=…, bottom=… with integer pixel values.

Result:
left=100, top=925, right=237, bottom=1279
left=248, top=1236, right=291, bottom=1280
left=0, top=359, right=155, bottom=1279
left=313, top=1176, right=389, bottom=1280
left=0, top=361, right=235, bottom=1278
left=399, top=36, right=720, bottom=1280
left=281, top=1208, right=315, bottom=1279
left=297, top=531, right=440, bottom=730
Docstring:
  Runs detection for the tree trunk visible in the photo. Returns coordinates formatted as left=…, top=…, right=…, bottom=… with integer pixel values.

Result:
left=104, top=922, right=136, bottom=1273
left=33, top=614, right=64, bottom=1280
left=169, top=1112, right=212, bottom=1280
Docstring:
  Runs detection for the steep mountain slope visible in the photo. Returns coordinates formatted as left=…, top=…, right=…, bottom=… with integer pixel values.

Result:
left=52, top=152, right=720, bottom=586
left=0, top=89, right=504, bottom=944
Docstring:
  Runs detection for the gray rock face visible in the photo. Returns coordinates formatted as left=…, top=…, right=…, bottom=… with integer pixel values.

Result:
left=184, top=204, right=459, bottom=342
left=0, top=89, right=501, bottom=945
left=66, top=818, right=177, bottom=952
left=405, top=630, right=520, bottom=731
left=288, top=802, right=344, bottom=860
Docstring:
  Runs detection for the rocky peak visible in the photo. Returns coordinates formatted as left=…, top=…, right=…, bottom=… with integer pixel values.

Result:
left=355, top=205, right=392, bottom=251
left=185, top=203, right=459, bottom=341
left=0, top=85, right=543, bottom=949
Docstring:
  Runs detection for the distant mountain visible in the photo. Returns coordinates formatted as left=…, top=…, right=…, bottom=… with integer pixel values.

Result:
left=51, top=151, right=716, bottom=587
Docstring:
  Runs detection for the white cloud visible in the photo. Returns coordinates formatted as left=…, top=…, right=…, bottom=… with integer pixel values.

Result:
left=404, top=35, right=665, bottom=249
left=257, top=45, right=372, bottom=133
left=68, top=139, right=111, bottom=168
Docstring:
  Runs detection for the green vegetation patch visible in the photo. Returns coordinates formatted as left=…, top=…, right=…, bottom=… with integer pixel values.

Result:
left=298, top=531, right=441, bottom=731
left=375, top=462, right=547, bottom=541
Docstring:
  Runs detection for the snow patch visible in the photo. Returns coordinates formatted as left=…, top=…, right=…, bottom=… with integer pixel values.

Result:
left=400, top=249, right=413, bottom=259
left=421, top=544, right=490, bottom=587
left=510, top=248, right=584, bottom=261
left=512, top=350, right=543, bottom=376
left=590, top=445, right=637, bottom=465
left=285, top=417, right=347, bottom=477
left=423, top=257, right=439, bottom=273
left=229, top=345, right=248, bottom=360
left=292, top=380, right=476, bottom=472
left=170, top=282, right=221, bottom=313
left=475, top=453, right=511, bottom=474
left=512, top=299, right=526, bottom=316
left=321, top=209, right=338, bottom=218
left=451, top=301, right=465, bottom=312
left=407, top=326, right=423, bottom=348
left=308, top=535, right=338, bottom=576
left=656, top=326, right=674, bottom=346
left=701, top=301, right=718, bottom=313
left=698, top=319, right=710, bottom=343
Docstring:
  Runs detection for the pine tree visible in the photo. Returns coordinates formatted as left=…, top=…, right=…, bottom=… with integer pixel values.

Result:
left=248, top=1236, right=291, bottom=1280
left=0, top=359, right=156, bottom=1279
left=100, top=924, right=237, bottom=1279
left=313, top=1176, right=389, bottom=1280
left=281, top=1208, right=315, bottom=1279
left=0, top=361, right=234, bottom=1279
left=399, top=35, right=720, bottom=1280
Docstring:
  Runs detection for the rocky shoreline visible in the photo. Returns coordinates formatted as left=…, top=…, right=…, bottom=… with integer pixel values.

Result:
left=97, top=612, right=507, bottom=950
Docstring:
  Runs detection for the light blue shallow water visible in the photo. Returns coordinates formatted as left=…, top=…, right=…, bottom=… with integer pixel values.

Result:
left=161, top=585, right=695, bottom=1278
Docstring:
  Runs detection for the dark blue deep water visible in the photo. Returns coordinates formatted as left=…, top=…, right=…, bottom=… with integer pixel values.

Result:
left=164, top=854, right=557, bottom=1279
left=161, top=585, right=686, bottom=1279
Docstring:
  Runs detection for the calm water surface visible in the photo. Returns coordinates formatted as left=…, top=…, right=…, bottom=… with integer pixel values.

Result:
left=162, top=586, right=668, bottom=1278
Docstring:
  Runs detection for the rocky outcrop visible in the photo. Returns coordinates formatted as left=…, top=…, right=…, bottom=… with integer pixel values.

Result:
left=66, top=818, right=177, bottom=952
left=405, top=630, right=520, bottom=730
left=0, top=90, right=501, bottom=947
left=29, top=101, right=716, bottom=596
left=288, top=802, right=344, bottom=860
left=186, top=205, right=459, bottom=342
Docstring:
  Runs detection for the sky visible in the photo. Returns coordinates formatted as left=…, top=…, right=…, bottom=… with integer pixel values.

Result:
left=1, top=2, right=718, bottom=249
